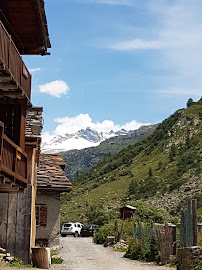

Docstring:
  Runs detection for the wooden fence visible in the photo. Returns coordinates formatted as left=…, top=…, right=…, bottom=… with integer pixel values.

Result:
left=133, top=222, right=176, bottom=265
left=0, top=121, right=27, bottom=189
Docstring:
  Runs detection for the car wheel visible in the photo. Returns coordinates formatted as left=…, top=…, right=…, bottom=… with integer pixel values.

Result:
left=74, top=232, right=79, bottom=237
left=61, top=234, right=66, bottom=237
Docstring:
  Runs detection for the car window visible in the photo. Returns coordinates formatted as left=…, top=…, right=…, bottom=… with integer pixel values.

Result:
left=64, top=223, right=72, bottom=228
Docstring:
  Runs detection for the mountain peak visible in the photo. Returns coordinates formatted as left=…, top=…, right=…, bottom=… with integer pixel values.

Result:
left=41, top=126, right=140, bottom=153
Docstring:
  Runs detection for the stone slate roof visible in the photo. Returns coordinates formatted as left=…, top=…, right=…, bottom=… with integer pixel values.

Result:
left=37, top=154, right=72, bottom=192
left=26, top=107, right=43, bottom=138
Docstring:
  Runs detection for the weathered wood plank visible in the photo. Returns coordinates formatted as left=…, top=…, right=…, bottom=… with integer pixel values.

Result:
left=6, top=194, right=17, bottom=254
left=0, top=194, right=8, bottom=249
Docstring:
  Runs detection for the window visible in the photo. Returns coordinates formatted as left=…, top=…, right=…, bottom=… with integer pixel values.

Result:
left=36, top=205, right=47, bottom=227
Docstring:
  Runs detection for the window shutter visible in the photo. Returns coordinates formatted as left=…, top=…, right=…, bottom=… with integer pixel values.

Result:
left=40, top=206, right=47, bottom=227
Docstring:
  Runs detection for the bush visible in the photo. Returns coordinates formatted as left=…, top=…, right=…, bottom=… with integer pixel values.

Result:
left=51, top=256, right=63, bottom=264
left=9, top=257, right=32, bottom=268
left=85, top=204, right=111, bottom=226
left=124, top=237, right=159, bottom=262
left=124, top=238, right=148, bottom=261
left=93, top=224, right=115, bottom=244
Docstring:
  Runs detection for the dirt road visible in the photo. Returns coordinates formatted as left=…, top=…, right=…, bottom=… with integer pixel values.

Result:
left=52, top=237, right=175, bottom=270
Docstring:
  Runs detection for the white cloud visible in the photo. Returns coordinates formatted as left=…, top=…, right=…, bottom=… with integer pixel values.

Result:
left=106, top=0, right=202, bottom=96
left=42, top=113, right=150, bottom=146
left=29, top=68, right=40, bottom=73
left=54, top=113, right=147, bottom=135
left=81, top=0, right=133, bottom=6
left=109, top=39, right=164, bottom=51
left=159, top=88, right=202, bottom=97
left=39, top=80, right=70, bottom=98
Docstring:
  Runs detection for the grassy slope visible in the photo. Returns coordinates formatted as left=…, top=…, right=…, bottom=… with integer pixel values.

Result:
left=61, top=100, right=202, bottom=224
left=61, top=124, right=158, bottom=181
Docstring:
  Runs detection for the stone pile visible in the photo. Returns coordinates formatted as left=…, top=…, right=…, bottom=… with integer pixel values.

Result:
left=0, top=247, right=14, bottom=263
left=0, top=247, right=6, bottom=262
left=113, top=240, right=128, bottom=252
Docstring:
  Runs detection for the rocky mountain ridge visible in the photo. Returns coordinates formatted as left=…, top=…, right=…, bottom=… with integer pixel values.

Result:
left=42, top=127, right=137, bottom=153
left=61, top=124, right=158, bottom=181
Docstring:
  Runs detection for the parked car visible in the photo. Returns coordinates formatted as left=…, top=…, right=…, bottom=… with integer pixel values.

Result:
left=81, top=224, right=99, bottom=237
left=61, top=222, right=83, bottom=237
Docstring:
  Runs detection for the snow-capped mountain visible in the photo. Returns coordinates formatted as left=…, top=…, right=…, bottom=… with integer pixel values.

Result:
left=42, top=127, right=136, bottom=153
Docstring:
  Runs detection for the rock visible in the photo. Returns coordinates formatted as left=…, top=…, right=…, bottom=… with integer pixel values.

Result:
left=104, top=236, right=115, bottom=247
left=177, top=246, right=202, bottom=270
left=0, top=248, right=6, bottom=253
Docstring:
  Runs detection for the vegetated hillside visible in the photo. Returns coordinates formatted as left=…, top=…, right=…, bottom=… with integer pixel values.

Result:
left=61, top=124, right=158, bottom=181
left=61, top=100, right=202, bottom=225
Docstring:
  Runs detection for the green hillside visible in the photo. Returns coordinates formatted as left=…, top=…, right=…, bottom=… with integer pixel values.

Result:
left=61, top=124, right=158, bottom=181
left=61, top=100, right=202, bottom=224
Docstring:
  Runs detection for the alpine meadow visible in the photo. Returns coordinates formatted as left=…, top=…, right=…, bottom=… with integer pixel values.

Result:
left=61, top=99, right=202, bottom=225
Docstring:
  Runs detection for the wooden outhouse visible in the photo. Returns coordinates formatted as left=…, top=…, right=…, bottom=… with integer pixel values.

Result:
left=120, top=205, right=136, bottom=220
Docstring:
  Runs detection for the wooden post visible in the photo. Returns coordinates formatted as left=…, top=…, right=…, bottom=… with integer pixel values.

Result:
left=115, top=221, right=118, bottom=243
left=172, top=226, right=177, bottom=255
left=192, top=199, right=197, bottom=246
left=32, top=247, right=50, bottom=269
left=19, top=102, right=26, bottom=151
left=117, top=220, right=124, bottom=242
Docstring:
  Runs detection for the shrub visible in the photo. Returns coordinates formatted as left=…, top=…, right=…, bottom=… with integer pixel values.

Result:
left=93, top=224, right=115, bottom=244
left=51, top=256, right=63, bottom=264
left=124, top=237, right=159, bottom=262
left=124, top=238, right=148, bottom=261
left=9, top=257, right=32, bottom=268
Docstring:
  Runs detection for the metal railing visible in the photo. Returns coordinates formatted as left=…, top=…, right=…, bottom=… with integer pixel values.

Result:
left=0, top=20, right=31, bottom=99
left=0, top=121, right=27, bottom=186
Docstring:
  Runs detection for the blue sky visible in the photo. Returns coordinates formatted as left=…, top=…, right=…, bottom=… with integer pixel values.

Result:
left=24, top=0, right=202, bottom=140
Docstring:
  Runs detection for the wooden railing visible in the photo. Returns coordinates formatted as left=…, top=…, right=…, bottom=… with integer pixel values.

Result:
left=0, top=20, right=31, bottom=99
left=0, top=121, right=27, bottom=187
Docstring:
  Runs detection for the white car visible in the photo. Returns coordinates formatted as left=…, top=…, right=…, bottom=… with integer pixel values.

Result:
left=61, top=222, right=83, bottom=237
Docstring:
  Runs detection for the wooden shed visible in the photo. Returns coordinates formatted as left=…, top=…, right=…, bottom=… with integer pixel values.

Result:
left=120, top=205, right=136, bottom=220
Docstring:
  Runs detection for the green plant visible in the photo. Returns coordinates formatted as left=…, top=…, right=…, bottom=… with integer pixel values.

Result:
left=124, top=238, right=148, bottom=261
left=51, top=256, right=63, bottom=264
left=124, top=236, right=159, bottom=263
left=93, top=224, right=115, bottom=244
left=9, top=257, right=32, bottom=268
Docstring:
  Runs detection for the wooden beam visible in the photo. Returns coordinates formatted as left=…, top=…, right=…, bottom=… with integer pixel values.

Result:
left=0, top=83, right=18, bottom=90
left=0, top=76, right=12, bottom=83
left=19, top=101, right=27, bottom=151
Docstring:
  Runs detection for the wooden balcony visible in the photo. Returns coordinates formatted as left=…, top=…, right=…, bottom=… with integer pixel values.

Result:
left=0, top=121, right=27, bottom=193
left=0, top=20, right=31, bottom=102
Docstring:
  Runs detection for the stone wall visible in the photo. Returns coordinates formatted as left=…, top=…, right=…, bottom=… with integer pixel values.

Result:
left=177, top=246, right=202, bottom=270
left=36, top=191, right=60, bottom=249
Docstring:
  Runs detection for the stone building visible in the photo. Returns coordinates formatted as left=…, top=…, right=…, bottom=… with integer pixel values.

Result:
left=36, top=154, right=72, bottom=249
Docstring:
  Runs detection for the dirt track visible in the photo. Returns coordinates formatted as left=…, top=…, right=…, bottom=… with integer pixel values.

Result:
left=51, top=237, right=176, bottom=270
left=0, top=237, right=176, bottom=270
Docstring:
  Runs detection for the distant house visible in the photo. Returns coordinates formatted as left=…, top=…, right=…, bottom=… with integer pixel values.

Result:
left=120, top=205, right=136, bottom=220
left=36, top=154, right=72, bottom=249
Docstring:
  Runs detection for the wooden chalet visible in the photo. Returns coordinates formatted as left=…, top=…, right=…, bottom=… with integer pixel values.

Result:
left=0, top=0, right=50, bottom=263
left=36, top=154, right=72, bottom=248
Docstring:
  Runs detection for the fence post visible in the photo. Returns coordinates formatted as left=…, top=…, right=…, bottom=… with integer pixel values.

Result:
left=192, top=199, right=197, bottom=246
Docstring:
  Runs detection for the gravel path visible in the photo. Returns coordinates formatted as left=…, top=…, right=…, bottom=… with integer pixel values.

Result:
left=52, top=237, right=176, bottom=270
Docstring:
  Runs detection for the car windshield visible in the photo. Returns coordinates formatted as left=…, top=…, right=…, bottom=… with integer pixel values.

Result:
left=63, top=223, right=72, bottom=228
left=83, top=225, right=92, bottom=229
